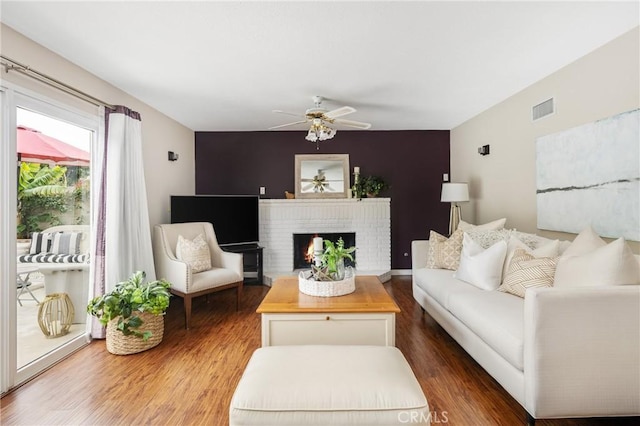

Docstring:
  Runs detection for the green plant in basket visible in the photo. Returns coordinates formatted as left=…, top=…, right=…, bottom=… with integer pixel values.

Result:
left=87, top=271, right=171, bottom=340
left=312, top=238, right=356, bottom=281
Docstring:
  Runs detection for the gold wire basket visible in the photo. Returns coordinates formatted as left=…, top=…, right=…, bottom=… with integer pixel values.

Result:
left=38, top=293, right=74, bottom=338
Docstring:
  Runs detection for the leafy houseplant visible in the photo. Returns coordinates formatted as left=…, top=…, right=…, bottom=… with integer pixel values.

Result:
left=17, top=163, right=68, bottom=239
left=87, top=271, right=171, bottom=341
left=312, top=238, right=356, bottom=281
left=352, top=175, right=389, bottom=198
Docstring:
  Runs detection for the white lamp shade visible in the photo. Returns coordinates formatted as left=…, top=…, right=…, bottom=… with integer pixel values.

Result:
left=441, top=183, right=469, bottom=202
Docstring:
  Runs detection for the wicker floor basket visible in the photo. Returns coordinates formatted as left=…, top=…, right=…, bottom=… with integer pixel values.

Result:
left=106, top=312, right=164, bottom=355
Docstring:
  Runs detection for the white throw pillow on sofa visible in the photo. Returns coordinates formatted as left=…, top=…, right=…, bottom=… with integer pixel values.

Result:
left=454, top=233, right=508, bottom=290
left=457, top=218, right=506, bottom=232
left=554, top=229, right=640, bottom=287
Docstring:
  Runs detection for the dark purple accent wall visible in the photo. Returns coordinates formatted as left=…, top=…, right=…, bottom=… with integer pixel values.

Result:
left=195, top=130, right=450, bottom=269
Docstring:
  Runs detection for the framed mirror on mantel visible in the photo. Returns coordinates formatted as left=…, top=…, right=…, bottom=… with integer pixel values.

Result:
left=295, top=154, right=350, bottom=199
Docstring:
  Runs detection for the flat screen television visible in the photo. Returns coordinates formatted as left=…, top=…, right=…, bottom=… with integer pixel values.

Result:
left=170, top=195, right=259, bottom=247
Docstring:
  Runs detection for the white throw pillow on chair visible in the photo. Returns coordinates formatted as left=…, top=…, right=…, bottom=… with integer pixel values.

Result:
left=176, top=234, right=212, bottom=273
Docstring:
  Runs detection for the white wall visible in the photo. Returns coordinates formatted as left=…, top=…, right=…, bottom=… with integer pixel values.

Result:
left=1, top=24, right=195, bottom=227
left=451, top=26, right=639, bottom=251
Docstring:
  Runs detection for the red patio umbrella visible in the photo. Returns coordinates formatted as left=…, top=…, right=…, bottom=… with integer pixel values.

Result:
left=17, top=125, right=90, bottom=166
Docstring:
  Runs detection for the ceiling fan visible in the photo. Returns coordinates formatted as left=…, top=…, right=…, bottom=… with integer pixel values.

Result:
left=301, top=169, right=340, bottom=193
left=269, top=96, right=371, bottom=148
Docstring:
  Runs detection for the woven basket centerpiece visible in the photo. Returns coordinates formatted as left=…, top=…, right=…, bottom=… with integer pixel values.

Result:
left=106, top=311, right=164, bottom=355
left=300, top=237, right=357, bottom=297
left=299, top=267, right=355, bottom=297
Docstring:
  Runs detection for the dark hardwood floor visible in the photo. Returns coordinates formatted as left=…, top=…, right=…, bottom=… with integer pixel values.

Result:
left=1, top=276, right=636, bottom=425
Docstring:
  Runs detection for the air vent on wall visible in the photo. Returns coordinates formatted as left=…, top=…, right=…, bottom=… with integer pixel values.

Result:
left=532, top=97, right=554, bottom=121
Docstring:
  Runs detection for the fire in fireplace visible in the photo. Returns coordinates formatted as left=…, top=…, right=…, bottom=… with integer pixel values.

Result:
left=293, top=233, right=356, bottom=270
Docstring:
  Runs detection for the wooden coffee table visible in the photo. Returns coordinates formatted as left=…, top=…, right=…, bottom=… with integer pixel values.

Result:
left=256, top=275, right=400, bottom=347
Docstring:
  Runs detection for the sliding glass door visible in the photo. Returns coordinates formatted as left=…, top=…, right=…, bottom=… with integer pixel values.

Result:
left=1, top=83, right=99, bottom=393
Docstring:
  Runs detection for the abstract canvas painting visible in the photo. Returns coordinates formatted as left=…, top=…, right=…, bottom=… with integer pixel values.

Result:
left=536, top=109, right=639, bottom=241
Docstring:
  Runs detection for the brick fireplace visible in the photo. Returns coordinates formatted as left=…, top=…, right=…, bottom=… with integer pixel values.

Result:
left=259, top=198, right=391, bottom=284
left=293, top=232, right=356, bottom=269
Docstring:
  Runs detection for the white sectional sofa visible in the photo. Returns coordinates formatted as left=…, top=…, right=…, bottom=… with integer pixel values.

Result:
left=411, top=226, right=640, bottom=425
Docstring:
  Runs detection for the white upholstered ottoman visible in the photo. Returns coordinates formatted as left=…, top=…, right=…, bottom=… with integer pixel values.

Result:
left=229, top=345, right=430, bottom=425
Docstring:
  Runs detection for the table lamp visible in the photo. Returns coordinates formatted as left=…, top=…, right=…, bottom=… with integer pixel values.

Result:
left=441, top=183, right=469, bottom=235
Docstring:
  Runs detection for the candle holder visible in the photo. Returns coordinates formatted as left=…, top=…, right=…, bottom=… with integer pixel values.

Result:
left=352, top=169, right=361, bottom=199
left=313, top=236, right=323, bottom=266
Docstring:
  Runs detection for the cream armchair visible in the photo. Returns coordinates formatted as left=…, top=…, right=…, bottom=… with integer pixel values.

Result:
left=152, top=222, right=243, bottom=329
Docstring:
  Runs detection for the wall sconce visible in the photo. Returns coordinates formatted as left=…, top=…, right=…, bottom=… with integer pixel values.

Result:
left=478, top=145, right=490, bottom=156
left=168, top=151, right=179, bottom=161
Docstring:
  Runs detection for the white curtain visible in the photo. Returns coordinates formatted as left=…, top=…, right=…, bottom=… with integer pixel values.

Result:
left=91, top=106, right=155, bottom=338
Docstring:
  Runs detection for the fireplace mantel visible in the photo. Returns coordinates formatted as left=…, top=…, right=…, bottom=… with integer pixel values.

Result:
left=259, top=198, right=391, bottom=284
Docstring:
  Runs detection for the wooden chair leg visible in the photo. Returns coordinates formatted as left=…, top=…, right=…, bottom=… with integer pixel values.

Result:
left=184, top=295, right=192, bottom=330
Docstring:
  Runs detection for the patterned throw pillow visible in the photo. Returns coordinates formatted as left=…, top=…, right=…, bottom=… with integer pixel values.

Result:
left=426, top=229, right=464, bottom=270
left=466, top=229, right=512, bottom=249
left=498, top=249, right=558, bottom=298
left=467, top=229, right=539, bottom=250
left=176, top=234, right=212, bottom=273
left=30, top=232, right=53, bottom=254
left=51, top=232, right=82, bottom=255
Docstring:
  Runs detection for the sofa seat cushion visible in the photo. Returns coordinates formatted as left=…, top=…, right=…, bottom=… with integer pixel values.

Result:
left=191, top=267, right=241, bottom=292
left=447, top=289, right=525, bottom=371
left=413, top=268, right=474, bottom=310
left=18, top=253, right=89, bottom=264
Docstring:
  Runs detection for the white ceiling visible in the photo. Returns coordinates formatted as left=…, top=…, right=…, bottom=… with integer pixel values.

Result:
left=1, top=1, right=638, bottom=132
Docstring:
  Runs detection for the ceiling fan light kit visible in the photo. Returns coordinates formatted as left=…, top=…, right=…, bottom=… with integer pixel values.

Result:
left=271, top=96, right=371, bottom=149
left=306, top=119, right=336, bottom=143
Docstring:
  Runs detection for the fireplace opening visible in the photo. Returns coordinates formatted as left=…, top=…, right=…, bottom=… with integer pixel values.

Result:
left=293, top=233, right=356, bottom=270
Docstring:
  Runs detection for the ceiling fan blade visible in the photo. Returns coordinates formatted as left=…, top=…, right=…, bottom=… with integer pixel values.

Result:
left=333, top=118, right=372, bottom=130
left=273, top=110, right=306, bottom=118
left=268, top=120, right=308, bottom=130
left=324, top=106, right=356, bottom=119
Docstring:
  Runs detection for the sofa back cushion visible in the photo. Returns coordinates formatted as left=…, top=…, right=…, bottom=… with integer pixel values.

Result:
left=457, top=217, right=506, bottom=232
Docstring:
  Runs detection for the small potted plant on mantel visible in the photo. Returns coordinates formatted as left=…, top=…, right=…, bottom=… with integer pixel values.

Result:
left=353, top=175, right=389, bottom=198
left=87, top=271, right=171, bottom=355
left=299, top=238, right=356, bottom=297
